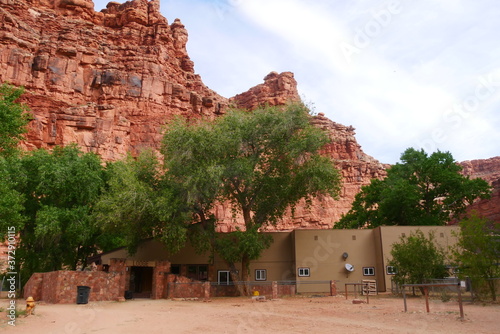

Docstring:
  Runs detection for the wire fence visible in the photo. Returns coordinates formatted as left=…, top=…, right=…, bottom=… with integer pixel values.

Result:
left=391, top=277, right=500, bottom=302
left=166, top=280, right=337, bottom=299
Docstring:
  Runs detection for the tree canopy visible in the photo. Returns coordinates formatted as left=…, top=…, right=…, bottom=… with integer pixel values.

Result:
left=93, top=150, right=189, bottom=255
left=0, top=83, right=31, bottom=157
left=388, top=230, right=449, bottom=290
left=0, top=145, right=118, bottom=284
left=452, top=213, right=500, bottom=301
left=335, top=148, right=491, bottom=229
left=162, top=103, right=342, bottom=286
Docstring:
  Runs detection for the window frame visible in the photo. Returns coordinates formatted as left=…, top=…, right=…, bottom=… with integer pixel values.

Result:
left=255, top=269, right=267, bottom=281
left=186, top=264, right=208, bottom=281
left=363, top=267, right=375, bottom=276
left=386, top=266, right=397, bottom=275
left=217, top=270, right=238, bottom=285
left=298, top=267, right=310, bottom=277
left=217, top=270, right=230, bottom=285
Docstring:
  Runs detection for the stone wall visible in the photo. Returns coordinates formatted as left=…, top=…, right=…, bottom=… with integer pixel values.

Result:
left=152, top=260, right=170, bottom=299
left=165, top=274, right=296, bottom=299
left=23, top=270, right=123, bottom=303
left=22, top=272, right=43, bottom=300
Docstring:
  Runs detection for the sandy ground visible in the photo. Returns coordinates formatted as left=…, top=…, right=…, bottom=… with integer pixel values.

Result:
left=1, top=294, right=499, bottom=334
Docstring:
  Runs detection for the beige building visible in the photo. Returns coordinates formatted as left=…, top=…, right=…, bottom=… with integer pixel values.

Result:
left=97, top=226, right=459, bottom=296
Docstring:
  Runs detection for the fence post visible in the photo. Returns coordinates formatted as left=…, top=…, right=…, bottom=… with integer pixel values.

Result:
left=272, top=281, right=278, bottom=299
left=167, top=282, right=173, bottom=299
left=330, top=280, right=337, bottom=296
left=203, top=281, right=210, bottom=301
left=457, top=284, right=464, bottom=320
left=424, top=287, right=430, bottom=313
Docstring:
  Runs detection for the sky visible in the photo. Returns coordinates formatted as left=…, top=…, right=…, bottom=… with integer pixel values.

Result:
left=92, top=0, right=500, bottom=164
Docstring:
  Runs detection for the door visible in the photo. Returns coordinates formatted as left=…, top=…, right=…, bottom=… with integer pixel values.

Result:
left=130, top=266, right=153, bottom=298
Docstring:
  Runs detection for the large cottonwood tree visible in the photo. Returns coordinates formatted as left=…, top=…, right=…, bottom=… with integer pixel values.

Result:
left=162, top=104, right=342, bottom=292
left=2, top=145, right=114, bottom=284
left=336, top=148, right=491, bottom=229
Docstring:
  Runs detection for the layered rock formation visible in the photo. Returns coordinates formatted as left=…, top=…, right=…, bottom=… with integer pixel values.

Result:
left=459, top=157, right=500, bottom=224
left=3, top=0, right=496, bottom=231
left=230, top=71, right=301, bottom=109
left=0, top=0, right=389, bottom=230
left=1, top=0, right=228, bottom=160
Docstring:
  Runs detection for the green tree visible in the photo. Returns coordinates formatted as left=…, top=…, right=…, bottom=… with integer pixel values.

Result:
left=452, top=213, right=500, bottom=301
left=0, top=145, right=114, bottom=283
left=93, top=150, right=189, bottom=255
left=389, top=230, right=449, bottom=293
left=162, top=103, right=342, bottom=291
left=0, top=157, right=25, bottom=237
left=0, top=83, right=31, bottom=157
left=336, top=148, right=491, bottom=229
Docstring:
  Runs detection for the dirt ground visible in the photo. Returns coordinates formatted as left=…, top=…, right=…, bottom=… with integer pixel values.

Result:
left=1, top=294, right=499, bottom=334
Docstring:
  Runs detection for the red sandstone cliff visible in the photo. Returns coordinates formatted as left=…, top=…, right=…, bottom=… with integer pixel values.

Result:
left=1, top=0, right=497, bottom=230
left=459, top=157, right=500, bottom=224
left=1, top=0, right=228, bottom=160
left=0, top=0, right=388, bottom=230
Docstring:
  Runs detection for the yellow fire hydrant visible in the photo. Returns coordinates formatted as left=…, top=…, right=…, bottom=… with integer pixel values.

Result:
left=25, top=296, right=36, bottom=316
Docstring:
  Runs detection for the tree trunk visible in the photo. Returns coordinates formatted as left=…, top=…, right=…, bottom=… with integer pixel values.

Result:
left=227, top=262, right=246, bottom=296
left=241, top=254, right=250, bottom=295
left=488, top=280, right=497, bottom=301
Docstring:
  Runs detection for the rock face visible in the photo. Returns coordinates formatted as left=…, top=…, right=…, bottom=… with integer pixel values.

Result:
left=0, top=0, right=228, bottom=160
left=5, top=0, right=497, bottom=231
left=230, top=71, right=301, bottom=109
left=459, top=157, right=500, bottom=224
left=0, top=0, right=389, bottom=230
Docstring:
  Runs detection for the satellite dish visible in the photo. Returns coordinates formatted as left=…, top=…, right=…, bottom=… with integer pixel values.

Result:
left=345, top=263, right=354, bottom=272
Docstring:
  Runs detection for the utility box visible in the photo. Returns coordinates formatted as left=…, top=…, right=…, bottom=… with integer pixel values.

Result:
left=77, top=286, right=91, bottom=304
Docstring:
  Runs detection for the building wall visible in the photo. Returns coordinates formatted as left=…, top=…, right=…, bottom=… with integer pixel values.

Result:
left=376, top=225, right=460, bottom=292
left=293, top=229, right=378, bottom=293
left=293, top=226, right=460, bottom=293
left=213, top=232, right=295, bottom=283
left=95, top=226, right=461, bottom=296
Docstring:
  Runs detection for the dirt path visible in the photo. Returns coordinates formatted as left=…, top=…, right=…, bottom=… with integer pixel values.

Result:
left=1, top=295, right=498, bottom=333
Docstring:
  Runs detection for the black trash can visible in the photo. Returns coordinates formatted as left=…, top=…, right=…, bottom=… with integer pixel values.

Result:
left=124, top=290, right=133, bottom=300
left=76, top=286, right=91, bottom=304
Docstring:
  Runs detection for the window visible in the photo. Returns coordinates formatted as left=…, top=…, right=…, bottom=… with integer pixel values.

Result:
left=298, top=267, right=310, bottom=277
left=363, top=267, right=375, bottom=276
left=170, top=264, right=180, bottom=275
left=386, top=266, right=397, bottom=275
left=255, top=269, right=267, bottom=281
left=187, top=265, right=208, bottom=281
left=218, top=270, right=230, bottom=285
left=218, top=270, right=237, bottom=285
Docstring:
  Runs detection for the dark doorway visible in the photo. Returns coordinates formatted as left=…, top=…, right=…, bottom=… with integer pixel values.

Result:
left=129, top=266, right=153, bottom=298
